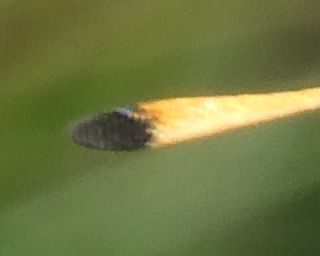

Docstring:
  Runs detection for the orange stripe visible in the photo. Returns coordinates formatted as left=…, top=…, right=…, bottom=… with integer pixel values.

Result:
left=138, top=87, right=320, bottom=147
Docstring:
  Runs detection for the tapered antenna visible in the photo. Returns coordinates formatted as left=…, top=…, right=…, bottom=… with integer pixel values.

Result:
left=71, top=87, right=320, bottom=151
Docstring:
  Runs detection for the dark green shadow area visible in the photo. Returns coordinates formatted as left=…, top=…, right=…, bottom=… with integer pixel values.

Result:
left=179, top=185, right=320, bottom=256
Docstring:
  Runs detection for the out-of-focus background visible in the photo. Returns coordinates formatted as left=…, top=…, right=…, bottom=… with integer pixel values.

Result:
left=1, top=0, right=320, bottom=255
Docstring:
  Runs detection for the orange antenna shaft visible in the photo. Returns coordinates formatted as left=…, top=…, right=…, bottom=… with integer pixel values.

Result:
left=138, top=87, right=320, bottom=148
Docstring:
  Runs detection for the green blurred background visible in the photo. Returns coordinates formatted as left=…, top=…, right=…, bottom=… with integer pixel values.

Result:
left=1, top=0, right=320, bottom=255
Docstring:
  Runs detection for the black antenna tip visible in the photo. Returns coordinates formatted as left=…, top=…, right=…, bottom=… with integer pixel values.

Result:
left=70, top=109, right=152, bottom=151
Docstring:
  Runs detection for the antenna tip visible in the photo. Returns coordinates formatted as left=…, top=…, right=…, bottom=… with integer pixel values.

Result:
left=70, top=109, right=152, bottom=151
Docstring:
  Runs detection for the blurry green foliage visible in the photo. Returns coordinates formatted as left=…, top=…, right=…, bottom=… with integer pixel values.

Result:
left=1, top=0, right=320, bottom=255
